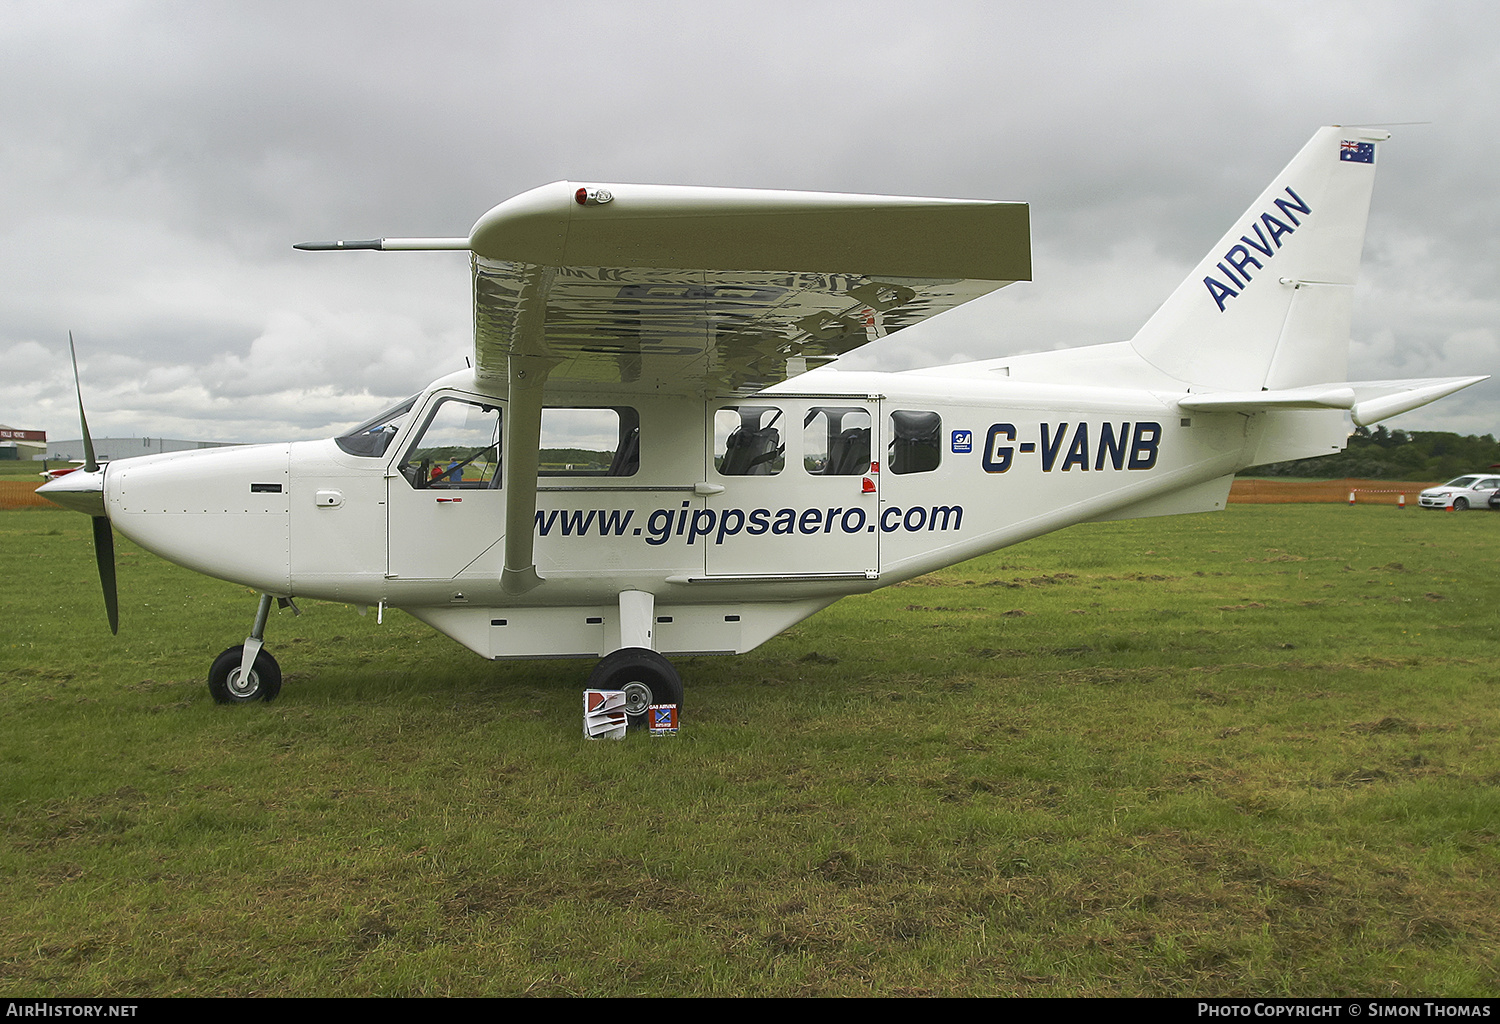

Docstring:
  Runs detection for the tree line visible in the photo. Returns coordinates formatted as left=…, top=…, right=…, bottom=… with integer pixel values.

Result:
left=1242, top=426, right=1500, bottom=480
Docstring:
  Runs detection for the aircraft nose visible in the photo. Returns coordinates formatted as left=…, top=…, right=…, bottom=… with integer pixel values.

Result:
left=37, top=468, right=107, bottom=517
left=105, top=443, right=292, bottom=595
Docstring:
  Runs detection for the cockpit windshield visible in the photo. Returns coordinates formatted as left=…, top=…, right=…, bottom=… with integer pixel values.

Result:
left=335, top=395, right=419, bottom=457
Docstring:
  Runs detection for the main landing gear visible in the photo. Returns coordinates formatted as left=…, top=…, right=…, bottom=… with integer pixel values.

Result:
left=587, top=648, right=683, bottom=730
left=586, top=589, right=684, bottom=730
left=208, top=592, right=297, bottom=704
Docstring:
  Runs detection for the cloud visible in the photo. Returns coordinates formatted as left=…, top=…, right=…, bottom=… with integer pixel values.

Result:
left=2, top=0, right=1495, bottom=443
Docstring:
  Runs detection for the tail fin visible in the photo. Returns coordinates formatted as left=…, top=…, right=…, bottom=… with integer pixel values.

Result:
left=1130, top=126, right=1389, bottom=391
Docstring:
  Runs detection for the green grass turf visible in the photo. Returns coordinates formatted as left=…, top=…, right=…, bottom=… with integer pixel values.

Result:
left=1, top=503, right=1497, bottom=996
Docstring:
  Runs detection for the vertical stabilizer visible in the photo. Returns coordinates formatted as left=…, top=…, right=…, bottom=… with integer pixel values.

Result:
left=1130, top=126, right=1388, bottom=391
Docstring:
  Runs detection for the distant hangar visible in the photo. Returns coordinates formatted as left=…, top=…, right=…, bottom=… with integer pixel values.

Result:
left=0, top=425, right=47, bottom=460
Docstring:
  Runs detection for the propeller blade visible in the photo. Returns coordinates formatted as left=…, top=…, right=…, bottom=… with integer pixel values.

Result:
left=66, top=333, right=117, bottom=633
left=91, top=515, right=119, bottom=635
left=68, top=331, right=98, bottom=473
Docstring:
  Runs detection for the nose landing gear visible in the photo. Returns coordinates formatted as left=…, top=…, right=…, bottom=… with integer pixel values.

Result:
left=208, top=592, right=296, bottom=704
left=208, top=644, right=282, bottom=703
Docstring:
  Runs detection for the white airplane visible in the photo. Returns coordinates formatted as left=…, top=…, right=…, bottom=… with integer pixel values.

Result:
left=41, top=126, right=1484, bottom=725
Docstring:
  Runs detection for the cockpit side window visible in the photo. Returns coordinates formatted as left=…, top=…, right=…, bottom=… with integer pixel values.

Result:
left=335, top=395, right=418, bottom=457
left=397, top=398, right=502, bottom=489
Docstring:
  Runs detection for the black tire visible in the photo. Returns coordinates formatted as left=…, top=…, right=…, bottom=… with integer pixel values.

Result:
left=208, top=645, right=282, bottom=704
left=587, top=647, right=682, bottom=730
left=1453, top=497, right=1469, bottom=511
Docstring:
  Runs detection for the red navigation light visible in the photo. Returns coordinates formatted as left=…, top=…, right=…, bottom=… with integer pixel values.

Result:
left=574, top=187, right=614, bottom=207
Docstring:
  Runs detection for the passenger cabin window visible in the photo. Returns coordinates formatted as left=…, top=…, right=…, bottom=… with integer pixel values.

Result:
left=398, top=398, right=501, bottom=489
left=715, top=406, right=785, bottom=476
left=539, top=407, right=639, bottom=477
left=888, top=410, right=941, bottom=474
left=803, top=407, right=871, bottom=476
left=335, top=395, right=418, bottom=458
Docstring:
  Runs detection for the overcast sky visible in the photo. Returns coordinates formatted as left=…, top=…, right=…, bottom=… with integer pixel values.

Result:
left=3, top=0, right=1496, bottom=444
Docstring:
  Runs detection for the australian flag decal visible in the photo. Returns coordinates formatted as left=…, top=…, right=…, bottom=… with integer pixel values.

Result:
left=1340, top=140, right=1375, bottom=164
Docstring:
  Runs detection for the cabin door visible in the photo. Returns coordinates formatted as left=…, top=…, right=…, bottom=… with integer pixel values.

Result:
left=702, top=399, right=880, bottom=579
left=386, top=393, right=506, bottom=580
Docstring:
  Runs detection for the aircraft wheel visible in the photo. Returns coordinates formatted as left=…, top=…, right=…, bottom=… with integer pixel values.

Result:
left=208, top=645, right=283, bottom=704
left=588, top=647, right=682, bottom=730
left=1453, top=497, right=1469, bottom=511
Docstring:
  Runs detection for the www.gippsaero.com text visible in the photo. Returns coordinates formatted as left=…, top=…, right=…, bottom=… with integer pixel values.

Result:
left=534, top=503, right=964, bottom=546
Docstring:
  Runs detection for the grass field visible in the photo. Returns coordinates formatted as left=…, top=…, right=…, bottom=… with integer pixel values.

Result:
left=0, top=461, right=53, bottom=478
left=2, top=502, right=1497, bottom=996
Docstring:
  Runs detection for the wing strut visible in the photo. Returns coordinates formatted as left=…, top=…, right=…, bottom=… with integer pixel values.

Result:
left=500, top=266, right=559, bottom=595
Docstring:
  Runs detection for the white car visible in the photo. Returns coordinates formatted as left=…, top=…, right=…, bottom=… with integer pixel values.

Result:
left=1418, top=475, right=1500, bottom=510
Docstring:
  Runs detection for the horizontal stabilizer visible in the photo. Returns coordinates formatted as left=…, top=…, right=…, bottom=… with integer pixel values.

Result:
left=1177, top=376, right=1486, bottom=424
left=1178, top=385, right=1356, bottom=413
left=1347, top=376, right=1489, bottom=426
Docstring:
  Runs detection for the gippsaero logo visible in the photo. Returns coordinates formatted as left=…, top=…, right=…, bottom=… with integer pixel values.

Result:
left=951, top=430, right=973, bottom=453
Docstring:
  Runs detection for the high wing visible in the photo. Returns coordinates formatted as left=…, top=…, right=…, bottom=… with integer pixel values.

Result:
left=467, top=183, right=1029, bottom=593
left=300, top=180, right=1029, bottom=595
left=464, top=181, right=1031, bottom=397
